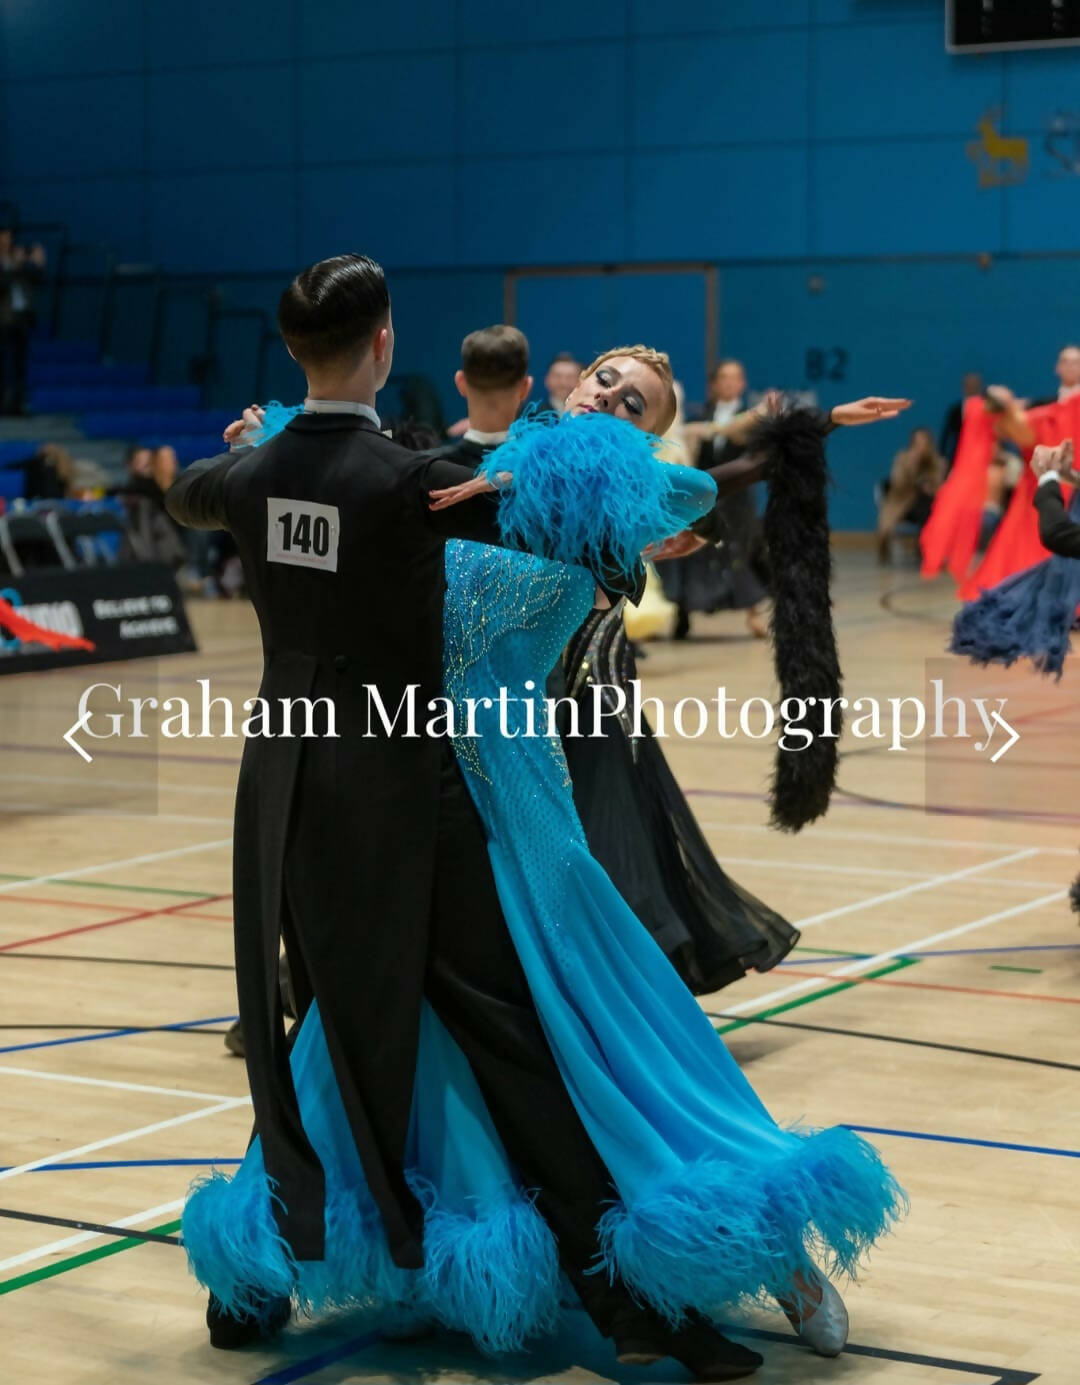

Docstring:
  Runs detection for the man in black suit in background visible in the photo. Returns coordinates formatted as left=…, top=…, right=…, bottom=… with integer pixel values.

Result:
left=166, top=257, right=758, bottom=1379
left=535, top=349, right=582, bottom=419
left=433, top=323, right=532, bottom=467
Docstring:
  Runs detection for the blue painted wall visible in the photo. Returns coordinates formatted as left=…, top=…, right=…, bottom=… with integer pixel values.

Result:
left=5, top=0, right=1080, bottom=525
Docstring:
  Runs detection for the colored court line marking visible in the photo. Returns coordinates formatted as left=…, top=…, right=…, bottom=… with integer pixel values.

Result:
left=781, top=955, right=866, bottom=966
left=793, top=945, right=863, bottom=956
left=0, top=739, right=237, bottom=766
left=713, top=958, right=918, bottom=1035
left=793, top=848, right=1040, bottom=929
left=0, top=1158, right=243, bottom=1172
left=249, top=1313, right=1039, bottom=1385
left=0, top=871, right=214, bottom=898
left=0, top=839, right=231, bottom=899
left=723, top=890, right=1068, bottom=1018
left=0, top=1217, right=182, bottom=1296
left=703, top=1011, right=1080, bottom=1074
left=0, top=1023, right=229, bottom=1034
left=253, top=1334, right=382, bottom=1385
left=0, top=1063, right=237, bottom=1101
left=845, top=1124, right=1080, bottom=1160
left=0, top=1205, right=181, bottom=1245
left=167, top=910, right=233, bottom=922
left=788, top=970, right=1080, bottom=1006
left=902, top=943, right=1080, bottom=958
left=784, top=944, right=1080, bottom=966
left=0, top=1014, right=238, bottom=1056
left=691, top=780, right=1080, bottom=824
left=990, top=964, right=1043, bottom=974
left=0, top=952, right=233, bottom=971
left=738, top=1324, right=1039, bottom=1384
left=0, top=893, right=138, bottom=914
left=701, top=817, right=1077, bottom=856
left=0, top=1097, right=250, bottom=1185
left=0, top=891, right=231, bottom=955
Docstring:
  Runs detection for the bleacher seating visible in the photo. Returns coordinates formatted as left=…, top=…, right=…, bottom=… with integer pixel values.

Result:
left=0, top=339, right=231, bottom=496
left=30, top=384, right=202, bottom=414
left=143, top=434, right=226, bottom=463
left=79, top=409, right=235, bottom=440
left=29, top=341, right=99, bottom=364
left=28, top=362, right=150, bottom=389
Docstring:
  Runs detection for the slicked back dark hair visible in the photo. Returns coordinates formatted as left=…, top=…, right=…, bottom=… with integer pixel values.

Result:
left=278, top=254, right=390, bottom=368
left=461, top=325, right=529, bottom=390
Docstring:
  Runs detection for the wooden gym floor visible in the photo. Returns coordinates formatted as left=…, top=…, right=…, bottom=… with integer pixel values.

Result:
left=0, top=550, right=1075, bottom=1385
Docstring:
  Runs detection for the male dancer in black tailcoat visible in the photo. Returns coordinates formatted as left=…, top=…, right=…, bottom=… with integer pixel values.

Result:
left=430, top=322, right=532, bottom=467
left=166, top=257, right=761, bottom=1381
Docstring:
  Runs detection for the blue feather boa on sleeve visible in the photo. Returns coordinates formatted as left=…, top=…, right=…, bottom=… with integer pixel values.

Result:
left=475, top=410, right=691, bottom=579
left=254, top=400, right=304, bottom=442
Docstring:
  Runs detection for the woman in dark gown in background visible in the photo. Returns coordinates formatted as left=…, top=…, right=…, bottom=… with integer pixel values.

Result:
left=660, top=359, right=771, bottom=641
left=555, top=389, right=911, bottom=996
left=556, top=603, right=798, bottom=995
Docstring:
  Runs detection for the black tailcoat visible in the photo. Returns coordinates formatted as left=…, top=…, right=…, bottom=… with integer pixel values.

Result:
left=166, top=414, right=518, bottom=1268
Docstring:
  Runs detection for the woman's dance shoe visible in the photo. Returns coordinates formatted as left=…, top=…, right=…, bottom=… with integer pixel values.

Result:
left=616, top=1317, right=763, bottom=1379
left=778, top=1267, right=849, bottom=1357
left=206, top=1293, right=291, bottom=1349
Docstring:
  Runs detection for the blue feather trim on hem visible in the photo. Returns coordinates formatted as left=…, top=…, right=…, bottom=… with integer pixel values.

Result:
left=182, top=1165, right=559, bottom=1355
left=595, top=1124, right=906, bottom=1325
left=182, top=1125, right=903, bottom=1350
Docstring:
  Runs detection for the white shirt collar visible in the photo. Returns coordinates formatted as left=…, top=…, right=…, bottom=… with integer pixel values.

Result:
left=463, top=427, right=509, bottom=446
left=303, top=397, right=381, bottom=427
left=711, top=397, right=742, bottom=423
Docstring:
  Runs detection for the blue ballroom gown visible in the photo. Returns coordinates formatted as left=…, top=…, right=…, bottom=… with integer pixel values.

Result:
left=183, top=412, right=904, bottom=1353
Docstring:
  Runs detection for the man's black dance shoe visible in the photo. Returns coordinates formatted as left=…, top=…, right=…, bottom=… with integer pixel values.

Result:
left=616, top=1316, right=763, bottom=1380
left=206, top=1293, right=291, bottom=1349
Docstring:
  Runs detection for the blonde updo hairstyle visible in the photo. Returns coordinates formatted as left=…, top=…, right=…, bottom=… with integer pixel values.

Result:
left=579, top=344, right=678, bottom=435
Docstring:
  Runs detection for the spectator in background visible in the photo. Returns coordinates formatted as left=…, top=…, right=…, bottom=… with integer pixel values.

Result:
left=1053, top=343, right=1080, bottom=403
left=939, top=371, right=982, bottom=464
left=538, top=351, right=583, bottom=418
left=661, top=358, right=770, bottom=639
left=151, top=444, right=179, bottom=493
left=0, top=227, right=46, bottom=415
left=876, top=426, right=945, bottom=563
left=24, top=442, right=75, bottom=500
left=111, top=442, right=186, bottom=569
left=111, top=443, right=156, bottom=495
left=435, top=324, right=533, bottom=468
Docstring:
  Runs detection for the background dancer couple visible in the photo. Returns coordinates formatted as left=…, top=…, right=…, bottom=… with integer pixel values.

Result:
left=167, top=252, right=907, bottom=1381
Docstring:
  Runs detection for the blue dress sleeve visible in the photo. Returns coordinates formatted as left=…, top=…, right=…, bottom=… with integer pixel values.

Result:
left=476, top=413, right=716, bottom=578
left=663, top=463, right=718, bottom=528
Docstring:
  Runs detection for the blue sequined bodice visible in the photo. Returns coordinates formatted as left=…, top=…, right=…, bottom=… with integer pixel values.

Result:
left=442, top=542, right=593, bottom=859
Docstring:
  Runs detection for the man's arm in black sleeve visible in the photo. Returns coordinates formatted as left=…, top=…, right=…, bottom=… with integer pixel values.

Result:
left=165, top=449, right=245, bottom=531
left=1034, top=477, right=1080, bottom=558
left=690, top=450, right=771, bottom=542
left=419, top=456, right=505, bottom=544
left=690, top=409, right=836, bottom=543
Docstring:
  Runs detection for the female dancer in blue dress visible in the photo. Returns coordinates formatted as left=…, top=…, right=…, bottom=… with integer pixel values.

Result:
left=183, top=348, right=904, bottom=1375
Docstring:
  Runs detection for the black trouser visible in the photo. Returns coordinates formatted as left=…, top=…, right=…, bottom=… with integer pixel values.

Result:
left=281, top=747, right=645, bottom=1340
left=0, top=313, right=33, bottom=413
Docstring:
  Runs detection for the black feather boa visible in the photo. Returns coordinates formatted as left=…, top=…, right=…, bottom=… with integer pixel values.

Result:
left=752, top=409, right=842, bottom=832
